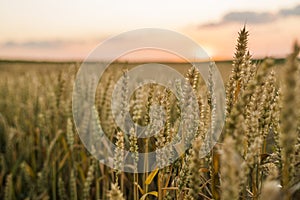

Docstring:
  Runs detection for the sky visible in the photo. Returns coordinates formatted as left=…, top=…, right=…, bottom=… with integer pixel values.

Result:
left=0, top=0, right=300, bottom=61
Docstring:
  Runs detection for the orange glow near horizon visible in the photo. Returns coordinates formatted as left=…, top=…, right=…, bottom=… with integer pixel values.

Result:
left=1, top=3, right=300, bottom=62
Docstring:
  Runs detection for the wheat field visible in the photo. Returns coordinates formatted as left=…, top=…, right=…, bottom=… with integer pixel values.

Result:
left=0, top=28, right=299, bottom=200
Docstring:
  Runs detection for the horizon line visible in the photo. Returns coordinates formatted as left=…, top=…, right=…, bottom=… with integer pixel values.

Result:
left=0, top=56, right=290, bottom=65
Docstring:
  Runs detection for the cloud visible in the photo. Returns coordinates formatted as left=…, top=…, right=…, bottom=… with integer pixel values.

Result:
left=279, top=4, right=300, bottom=16
left=201, top=4, right=300, bottom=28
left=1, top=40, right=65, bottom=49
left=223, top=12, right=277, bottom=24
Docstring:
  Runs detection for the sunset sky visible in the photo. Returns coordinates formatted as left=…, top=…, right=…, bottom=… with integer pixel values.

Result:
left=1, top=0, right=300, bottom=61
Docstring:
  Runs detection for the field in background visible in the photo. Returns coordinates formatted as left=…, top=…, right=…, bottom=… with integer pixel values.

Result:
left=0, top=58, right=286, bottom=82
